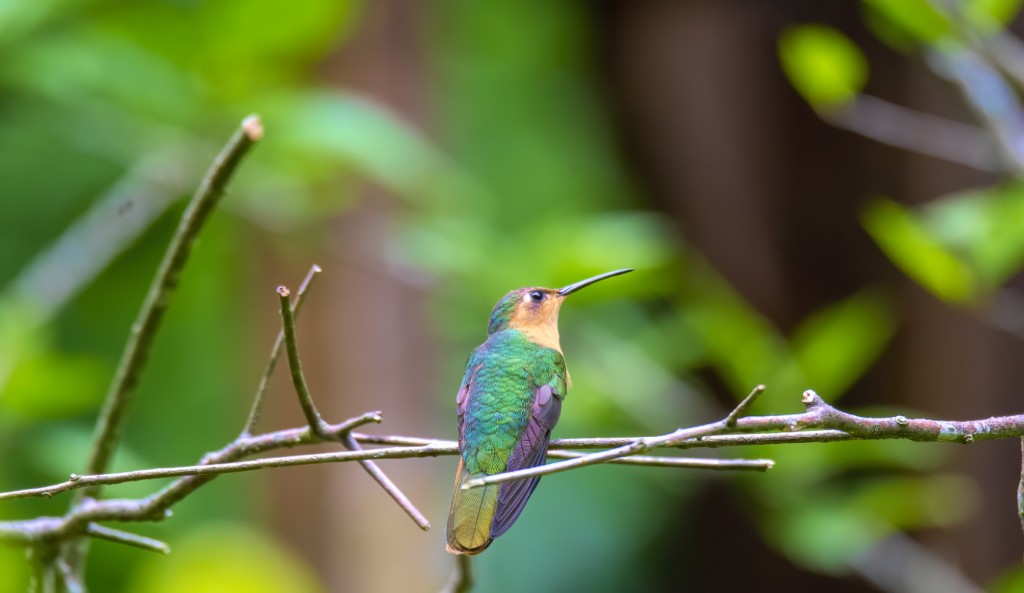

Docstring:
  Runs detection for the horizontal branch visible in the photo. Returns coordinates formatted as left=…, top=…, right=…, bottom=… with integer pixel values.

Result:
left=0, top=412, right=382, bottom=544
left=463, top=385, right=767, bottom=489
left=463, top=389, right=1024, bottom=489
left=0, top=436, right=768, bottom=503
left=5, top=389, right=1023, bottom=546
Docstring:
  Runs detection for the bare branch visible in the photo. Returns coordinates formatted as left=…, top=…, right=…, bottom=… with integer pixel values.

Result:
left=56, top=557, right=83, bottom=593
left=339, top=432, right=433, bottom=530
left=85, top=524, right=169, bottom=554
left=0, top=412, right=381, bottom=544
left=550, top=450, right=772, bottom=471
left=5, top=385, right=1024, bottom=559
left=275, top=283, right=429, bottom=530
left=463, top=385, right=767, bottom=490
left=824, top=94, right=1001, bottom=171
left=463, top=389, right=1024, bottom=489
left=81, top=115, right=264, bottom=490
left=242, top=264, right=322, bottom=437
left=725, top=384, right=765, bottom=427
left=0, top=433, right=766, bottom=503
left=277, top=285, right=327, bottom=435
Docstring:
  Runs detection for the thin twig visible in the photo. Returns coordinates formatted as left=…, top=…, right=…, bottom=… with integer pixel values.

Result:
left=463, top=389, right=1024, bottom=489
left=725, top=384, right=765, bottom=426
left=0, top=441, right=772, bottom=504
left=56, top=558, right=84, bottom=593
left=80, top=115, right=264, bottom=489
left=353, top=430, right=865, bottom=450
left=440, top=555, right=473, bottom=593
left=85, top=524, right=169, bottom=554
left=241, top=264, right=322, bottom=437
left=275, top=283, right=429, bottom=529
left=340, top=433, right=433, bottom=530
left=463, top=385, right=768, bottom=489
left=0, top=413, right=382, bottom=544
left=348, top=434, right=773, bottom=468
left=0, top=445, right=449, bottom=502
left=825, top=94, right=1001, bottom=171
left=277, top=285, right=326, bottom=435
left=551, top=450, right=771, bottom=470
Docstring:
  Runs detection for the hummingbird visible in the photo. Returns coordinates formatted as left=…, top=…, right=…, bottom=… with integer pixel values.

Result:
left=445, top=268, right=633, bottom=555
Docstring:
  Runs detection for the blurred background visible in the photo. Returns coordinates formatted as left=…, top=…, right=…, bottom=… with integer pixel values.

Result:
left=3, top=0, right=1024, bottom=591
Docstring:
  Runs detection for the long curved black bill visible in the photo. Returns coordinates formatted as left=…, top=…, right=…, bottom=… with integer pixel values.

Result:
left=557, top=268, right=633, bottom=296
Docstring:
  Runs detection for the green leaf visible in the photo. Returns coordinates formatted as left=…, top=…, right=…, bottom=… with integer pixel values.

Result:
left=127, top=524, right=323, bottom=593
left=852, top=474, right=978, bottom=528
left=965, top=0, right=1024, bottom=34
left=991, top=565, right=1024, bottom=593
left=769, top=498, right=888, bottom=573
left=0, top=546, right=29, bottom=593
left=862, top=0, right=952, bottom=45
left=2, top=350, right=107, bottom=419
left=778, top=25, right=868, bottom=109
left=861, top=196, right=978, bottom=303
left=764, top=474, right=976, bottom=573
left=922, top=183, right=1024, bottom=289
left=793, top=289, right=895, bottom=397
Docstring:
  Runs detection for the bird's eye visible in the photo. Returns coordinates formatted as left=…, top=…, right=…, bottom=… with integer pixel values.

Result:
left=529, top=290, right=545, bottom=302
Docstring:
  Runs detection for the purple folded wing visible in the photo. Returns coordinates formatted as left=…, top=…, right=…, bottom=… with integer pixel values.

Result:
left=490, top=383, right=563, bottom=537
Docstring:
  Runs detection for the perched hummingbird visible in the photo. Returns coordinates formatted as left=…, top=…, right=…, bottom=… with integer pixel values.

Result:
left=445, top=269, right=633, bottom=555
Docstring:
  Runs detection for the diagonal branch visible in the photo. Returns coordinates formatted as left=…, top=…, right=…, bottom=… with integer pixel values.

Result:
left=84, top=524, right=169, bottom=554
left=80, top=115, right=264, bottom=491
left=277, top=285, right=327, bottom=434
left=276, top=284, right=431, bottom=530
left=241, top=264, right=322, bottom=437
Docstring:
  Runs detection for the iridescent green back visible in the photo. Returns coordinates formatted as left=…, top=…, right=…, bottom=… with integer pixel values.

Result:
left=460, top=329, right=567, bottom=474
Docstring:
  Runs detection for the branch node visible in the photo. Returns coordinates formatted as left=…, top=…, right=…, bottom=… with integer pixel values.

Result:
left=963, top=434, right=975, bottom=444
left=242, top=115, right=264, bottom=141
left=277, top=285, right=290, bottom=298
left=801, top=389, right=824, bottom=409
left=895, top=415, right=910, bottom=427
left=68, top=474, right=80, bottom=483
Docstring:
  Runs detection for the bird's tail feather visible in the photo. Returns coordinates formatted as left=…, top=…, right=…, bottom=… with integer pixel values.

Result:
left=446, top=459, right=497, bottom=556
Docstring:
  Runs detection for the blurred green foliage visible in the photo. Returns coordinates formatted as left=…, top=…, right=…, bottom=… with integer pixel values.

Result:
left=778, top=25, right=867, bottom=110
left=778, top=0, right=1024, bottom=588
left=1, top=0, right=1020, bottom=591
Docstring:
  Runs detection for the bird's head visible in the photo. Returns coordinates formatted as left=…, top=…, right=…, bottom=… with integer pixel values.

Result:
left=486, top=269, right=633, bottom=347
